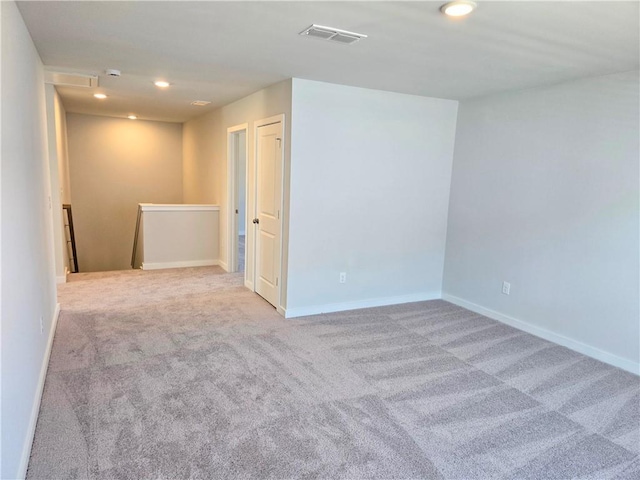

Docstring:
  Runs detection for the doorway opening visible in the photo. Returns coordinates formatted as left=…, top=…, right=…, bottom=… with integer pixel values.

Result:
left=226, top=124, right=248, bottom=276
left=227, top=115, right=285, bottom=313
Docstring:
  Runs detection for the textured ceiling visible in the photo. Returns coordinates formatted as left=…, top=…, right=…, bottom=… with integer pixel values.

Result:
left=17, top=1, right=640, bottom=123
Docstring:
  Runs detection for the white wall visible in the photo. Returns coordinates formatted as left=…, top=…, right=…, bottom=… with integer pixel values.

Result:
left=443, top=70, right=640, bottom=373
left=1, top=2, right=59, bottom=477
left=237, top=130, right=247, bottom=235
left=44, top=85, right=71, bottom=281
left=285, top=79, right=458, bottom=316
left=54, top=88, right=72, bottom=274
left=183, top=79, right=292, bottom=287
left=139, top=205, right=220, bottom=270
left=66, top=114, right=183, bottom=272
left=55, top=90, right=72, bottom=207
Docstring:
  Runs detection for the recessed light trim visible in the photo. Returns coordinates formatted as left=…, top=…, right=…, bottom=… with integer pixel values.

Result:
left=93, top=93, right=107, bottom=99
left=440, top=1, right=477, bottom=17
left=154, top=80, right=171, bottom=88
left=127, top=115, right=137, bottom=120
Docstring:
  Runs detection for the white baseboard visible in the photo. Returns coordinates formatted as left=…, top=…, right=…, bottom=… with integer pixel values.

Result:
left=56, top=267, right=70, bottom=284
left=442, top=293, right=639, bottom=375
left=18, top=302, right=61, bottom=479
left=218, top=260, right=229, bottom=272
left=141, top=259, right=219, bottom=270
left=284, top=292, right=441, bottom=319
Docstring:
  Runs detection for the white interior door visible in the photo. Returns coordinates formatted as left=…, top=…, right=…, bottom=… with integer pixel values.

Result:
left=254, top=120, right=282, bottom=307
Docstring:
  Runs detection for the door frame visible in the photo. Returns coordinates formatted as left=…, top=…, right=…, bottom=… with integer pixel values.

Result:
left=253, top=114, right=286, bottom=313
left=226, top=123, right=248, bottom=277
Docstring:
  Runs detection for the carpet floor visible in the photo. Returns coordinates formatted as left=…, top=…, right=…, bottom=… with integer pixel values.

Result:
left=27, top=267, right=639, bottom=479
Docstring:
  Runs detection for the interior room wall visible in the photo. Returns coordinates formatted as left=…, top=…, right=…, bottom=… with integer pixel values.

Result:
left=1, top=2, right=59, bottom=478
left=237, top=130, right=247, bottom=236
left=44, top=85, right=73, bottom=280
left=140, top=207, right=220, bottom=269
left=182, top=79, right=292, bottom=288
left=44, top=84, right=66, bottom=282
left=66, top=114, right=183, bottom=272
left=54, top=88, right=72, bottom=272
left=55, top=90, right=72, bottom=206
left=443, top=70, right=640, bottom=373
left=285, top=79, right=458, bottom=317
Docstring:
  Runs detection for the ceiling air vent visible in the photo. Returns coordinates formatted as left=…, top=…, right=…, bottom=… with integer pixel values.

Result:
left=45, top=71, right=98, bottom=88
left=299, top=24, right=367, bottom=45
left=191, top=100, right=211, bottom=107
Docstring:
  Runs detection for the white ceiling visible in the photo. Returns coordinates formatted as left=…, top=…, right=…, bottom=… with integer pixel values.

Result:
left=17, top=1, right=640, bottom=123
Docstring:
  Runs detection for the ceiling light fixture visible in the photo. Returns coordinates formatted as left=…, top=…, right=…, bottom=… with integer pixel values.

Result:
left=93, top=93, right=107, bottom=99
left=191, top=100, right=211, bottom=106
left=440, top=1, right=477, bottom=17
left=154, top=80, right=171, bottom=88
left=128, top=115, right=137, bottom=120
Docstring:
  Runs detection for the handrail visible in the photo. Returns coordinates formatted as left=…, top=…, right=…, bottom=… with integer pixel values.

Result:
left=131, top=204, right=142, bottom=268
left=62, top=204, right=79, bottom=273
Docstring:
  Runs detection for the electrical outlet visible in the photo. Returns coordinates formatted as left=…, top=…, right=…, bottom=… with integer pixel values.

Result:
left=339, top=272, right=347, bottom=284
left=502, top=281, right=511, bottom=295
left=40, top=315, right=44, bottom=334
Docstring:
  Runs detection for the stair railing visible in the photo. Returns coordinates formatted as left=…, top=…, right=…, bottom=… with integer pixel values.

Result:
left=131, top=204, right=142, bottom=268
left=62, top=204, right=79, bottom=273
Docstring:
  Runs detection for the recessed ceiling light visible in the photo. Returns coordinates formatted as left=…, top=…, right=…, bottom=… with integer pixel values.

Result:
left=440, top=1, right=477, bottom=17
left=93, top=93, right=107, bottom=99
left=127, top=115, right=137, bottom=120
left=154, top=80, right=171, bottom=88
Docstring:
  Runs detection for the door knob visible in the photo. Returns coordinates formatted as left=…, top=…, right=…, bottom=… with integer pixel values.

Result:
left=253, top=218, right=259, bottom=224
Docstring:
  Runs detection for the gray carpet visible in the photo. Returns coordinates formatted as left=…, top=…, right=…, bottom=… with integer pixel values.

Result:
left=27, top=267, right=639, bottom=479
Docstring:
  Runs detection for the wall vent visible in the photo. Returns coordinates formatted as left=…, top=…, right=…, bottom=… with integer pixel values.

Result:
left=45, top=71, right=98, bottom=88
left=299, top=24, right=367, bottom=45
left=191, top=100, right=212, bottom=106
